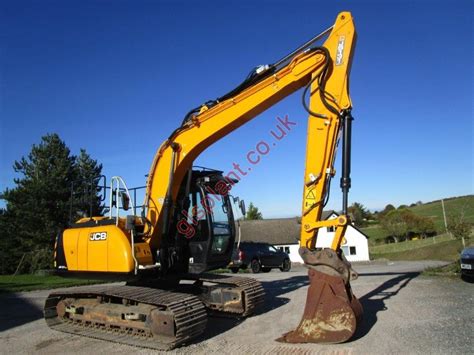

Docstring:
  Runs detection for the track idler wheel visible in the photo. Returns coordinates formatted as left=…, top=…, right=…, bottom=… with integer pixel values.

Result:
left=277, top=249, right=363, bottom=344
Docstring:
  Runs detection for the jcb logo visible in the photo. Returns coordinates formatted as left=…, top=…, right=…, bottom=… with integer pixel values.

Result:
left=336, top=36, right=345, bottom=66
left=90, top=232, right=107, bottom=241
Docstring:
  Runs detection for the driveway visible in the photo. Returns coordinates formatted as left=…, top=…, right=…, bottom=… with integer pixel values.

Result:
left=0, top=260, right=472, bottom=354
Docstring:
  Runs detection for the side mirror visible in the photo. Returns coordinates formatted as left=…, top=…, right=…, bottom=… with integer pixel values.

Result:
left=120, top=192, right=130, bottom=211
left=239, top=199, right=246, bottom=216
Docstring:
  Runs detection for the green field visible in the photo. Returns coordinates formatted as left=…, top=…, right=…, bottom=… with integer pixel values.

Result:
left=370, top=233, right=453, bottom=254
left=360, top=225, right=386, bottom=245
left=409, top=195, right=474, bottom=231
left=371, top=238, right=465, bottom=262
left=362, top=195, right=474, bottom=245
left=0, top=275, right=103, bottom=293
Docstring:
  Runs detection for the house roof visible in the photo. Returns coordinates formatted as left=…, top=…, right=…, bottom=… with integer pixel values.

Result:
left=236, top=210, right=341, bottom=245
left=237, top=218, right=300, bottom=245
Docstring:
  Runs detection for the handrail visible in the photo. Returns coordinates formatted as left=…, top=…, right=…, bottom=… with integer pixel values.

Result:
left=109, top=176, right=135, bottom=223
left=108, top=176, right=138, bottom=274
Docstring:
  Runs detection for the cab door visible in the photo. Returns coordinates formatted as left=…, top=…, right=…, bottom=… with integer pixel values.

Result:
left=206, top=189, right=235, bottom=269
left=186, top=187, right=235, bottom=273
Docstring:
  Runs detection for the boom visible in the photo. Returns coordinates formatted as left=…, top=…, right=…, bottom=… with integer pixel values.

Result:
left=144, top=12, right=356, bottom=253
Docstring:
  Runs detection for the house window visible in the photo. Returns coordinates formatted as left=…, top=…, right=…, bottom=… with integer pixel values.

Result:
left=349, top=246, right=356, bottom=255
left=327, top=226, right=335, bottom=232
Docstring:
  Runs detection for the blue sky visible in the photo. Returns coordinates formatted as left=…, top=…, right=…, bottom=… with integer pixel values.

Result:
left=1, top=0, right=472, bottom=217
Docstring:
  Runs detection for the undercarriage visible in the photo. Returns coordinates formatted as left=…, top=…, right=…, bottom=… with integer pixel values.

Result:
left=44, top=274, right=264, bottom=350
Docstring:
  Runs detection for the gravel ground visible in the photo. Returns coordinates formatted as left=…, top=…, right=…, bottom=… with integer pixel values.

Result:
left=0, top=260, right=472, bottom=355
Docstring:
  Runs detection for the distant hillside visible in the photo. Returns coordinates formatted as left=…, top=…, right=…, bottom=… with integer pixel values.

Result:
left=408, top=195, right=474, bottom=231
left=362, top=195, right=474, bottom=245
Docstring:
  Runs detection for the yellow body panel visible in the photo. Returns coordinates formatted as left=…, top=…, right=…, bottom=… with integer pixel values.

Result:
left=63, top=224, right=153, bottom=273
left=77, top=227, right=89, bottom=270
left=63, top=229, right=78, bottom=270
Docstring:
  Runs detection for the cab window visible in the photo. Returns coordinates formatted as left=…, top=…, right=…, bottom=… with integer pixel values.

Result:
left=206, top=193, right=232, bottom=255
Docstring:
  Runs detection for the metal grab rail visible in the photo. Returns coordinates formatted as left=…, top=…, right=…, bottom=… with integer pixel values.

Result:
left=109, top=176, right=138, bottom=274
left=104, top=185, right=146, bottom=216
left=109, top=176, right=135, bottom=223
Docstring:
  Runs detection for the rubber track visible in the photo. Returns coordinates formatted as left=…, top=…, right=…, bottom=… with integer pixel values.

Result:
left=197, top=274, right=265, bottom=317
left=44, top=285, right=207, bottom=350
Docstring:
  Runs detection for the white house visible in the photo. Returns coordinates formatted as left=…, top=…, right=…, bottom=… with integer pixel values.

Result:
left=237, top=211, right=369, bottom=263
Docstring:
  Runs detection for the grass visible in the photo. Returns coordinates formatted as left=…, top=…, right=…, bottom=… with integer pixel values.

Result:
left=362, top=195, right=474, bottom=245
left=423, top=261, right=461, bottom=278
left=0, top=274, right=104, bottom=293
left=360, top=225, right=387, bottom=245
left=1, top=268, right=248, bottom=292
left=409, top=195, right=474, bottom=231
left=370, top=233, right=453, bottom=254
left=371, top=238, right=464, bottom=262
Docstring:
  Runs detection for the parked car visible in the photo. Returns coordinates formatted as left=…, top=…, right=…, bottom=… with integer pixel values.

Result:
left=228, top=241, right=291, bottom=273
left=460, top=246, right=474, bottom=280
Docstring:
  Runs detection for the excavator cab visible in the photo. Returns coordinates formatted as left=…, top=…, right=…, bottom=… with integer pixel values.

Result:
left=173, top=168, right=240, bottom=274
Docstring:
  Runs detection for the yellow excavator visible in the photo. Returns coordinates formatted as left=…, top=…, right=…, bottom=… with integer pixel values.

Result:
left=44, top=11, right=362, bottom=349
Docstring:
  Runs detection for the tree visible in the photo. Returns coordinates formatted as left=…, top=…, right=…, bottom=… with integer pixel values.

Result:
left=383, top=204, right=395, bottom=213
left=380, top=208, right=437, bottom=243
left=410, top=215, right=436, bottom=239
left=380, top=209, right=410, bottom=242
left=73, top=149, right=105, bottom=217
left=3, top=134, right=77, bottom=249
left=0, top=208, right=17, bottom=274
left=376, top=204, right=396, bottom=220
left=245, top=202, right=263, bottom=220
left=348, top=202, right=369, bottom=227
left=0, top=134, right=103, bottom=274
left=447, top=211, right=472, bottom=247
left=398, top=210, right=436, bottom=239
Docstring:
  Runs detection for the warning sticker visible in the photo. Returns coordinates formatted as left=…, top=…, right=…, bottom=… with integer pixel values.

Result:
left=305, top=190, right=316, bottom=208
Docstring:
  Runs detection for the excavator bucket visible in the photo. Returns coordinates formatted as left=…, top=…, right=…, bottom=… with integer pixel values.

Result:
left=278, top=268, right=363, bottom=344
